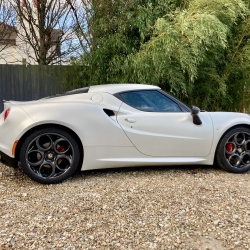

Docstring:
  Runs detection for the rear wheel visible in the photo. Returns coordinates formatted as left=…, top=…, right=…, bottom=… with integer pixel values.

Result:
left=20, top=127, right=81, bottom=184
left=216, top=127, right=250, bottom=173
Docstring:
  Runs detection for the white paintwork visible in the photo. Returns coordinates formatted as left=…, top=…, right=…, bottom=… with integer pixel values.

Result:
left=82, top=146, right=214, bottom=170
left=91, top=93, right=103, bottom=102
left=117, top=103, right=213, bottom=157
left=16, top=93, right=132, bottom=147
left=0, top=106, right=34, bottom=156
left=208, top=112, right=250, bottom=153
left=0, top=84, right=250, bottom=172
left=88, top=84, right=160, bottom=94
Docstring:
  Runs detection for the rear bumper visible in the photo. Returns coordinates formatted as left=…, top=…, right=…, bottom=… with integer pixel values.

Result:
left=0, top=151, right=17, bottom=168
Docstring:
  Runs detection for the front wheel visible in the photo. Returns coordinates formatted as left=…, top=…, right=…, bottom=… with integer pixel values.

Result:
left=216, top=127, right=250, bottom=173
left=19, top=127, right=81, bottom=184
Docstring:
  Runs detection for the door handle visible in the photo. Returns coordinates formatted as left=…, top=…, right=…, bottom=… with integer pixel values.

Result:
left=125, top=118, right=136, bottom=123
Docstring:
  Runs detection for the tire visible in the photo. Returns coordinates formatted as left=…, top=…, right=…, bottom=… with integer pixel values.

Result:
left=19, top=127, right=81, bottom=184
left=216, top=127, right=250, bottom=173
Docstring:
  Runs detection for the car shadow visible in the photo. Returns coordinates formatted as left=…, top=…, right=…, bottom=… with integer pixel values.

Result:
left=72, top=164, right=221, bottom=181
left=2, top=163, right=221, bottom=185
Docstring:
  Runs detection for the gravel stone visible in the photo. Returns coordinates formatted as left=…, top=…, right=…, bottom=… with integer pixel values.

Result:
left=1, top=163, right=250, bottom=249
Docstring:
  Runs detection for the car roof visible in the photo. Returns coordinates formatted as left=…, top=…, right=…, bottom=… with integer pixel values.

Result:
left=88, top=84, right=160, bottom=94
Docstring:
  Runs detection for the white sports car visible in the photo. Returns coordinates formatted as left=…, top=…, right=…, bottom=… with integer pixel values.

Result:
left=0, top=84, right=250, bottom=184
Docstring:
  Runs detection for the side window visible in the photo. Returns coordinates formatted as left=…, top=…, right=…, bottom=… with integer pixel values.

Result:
left=120, top=90, right=182, bottom=112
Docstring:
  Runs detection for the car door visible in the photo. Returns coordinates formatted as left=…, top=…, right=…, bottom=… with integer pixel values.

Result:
left=116, top=90, right=213, bottom=157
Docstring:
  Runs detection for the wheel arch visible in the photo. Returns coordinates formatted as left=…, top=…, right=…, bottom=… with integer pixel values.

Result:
left=15, top=123, right=84, bottom=168
left=217, top=124, right=250, bottom=144
left=213, top=123, right=250, bottom=162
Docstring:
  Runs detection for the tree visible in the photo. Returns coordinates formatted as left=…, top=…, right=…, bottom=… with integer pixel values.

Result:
left=66, top=0, right=92, bottom=56
left=14, top=0, right=90, bottom=65
left=0, top=0, right=90, bottom=65
left=128, top=0, right=249, bottom=108
left=0, top=0, right=16, bottom=53
left=77, top=0, right=250, bottom=112
left=79, top=0, right=180, bottom=84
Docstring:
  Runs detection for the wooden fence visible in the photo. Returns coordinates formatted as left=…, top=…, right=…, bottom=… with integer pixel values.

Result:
left=0, top=65, right=82, bottom=112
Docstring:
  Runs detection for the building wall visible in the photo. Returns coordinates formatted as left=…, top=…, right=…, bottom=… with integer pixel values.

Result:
left=0, top=1, right=39, bottom=65
left=0, top=45, right=18, bottom=64
left=0, top=2, right=59, bottom=65
left=0, top=42, right=38, bottom=65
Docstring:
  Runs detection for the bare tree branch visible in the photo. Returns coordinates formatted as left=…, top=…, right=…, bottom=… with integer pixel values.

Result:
left=0, top=0, right=16, bottom=54
left=0, top=0, right=91, bottom=65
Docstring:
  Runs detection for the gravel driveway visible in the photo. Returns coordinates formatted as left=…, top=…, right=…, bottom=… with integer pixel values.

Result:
left=0, top=162, right=250, bottom=249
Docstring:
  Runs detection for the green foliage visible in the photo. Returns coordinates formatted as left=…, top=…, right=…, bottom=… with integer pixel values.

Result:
left=59, top=65, right=90, bottom=91
left=76, top=0, right=250, bottom=112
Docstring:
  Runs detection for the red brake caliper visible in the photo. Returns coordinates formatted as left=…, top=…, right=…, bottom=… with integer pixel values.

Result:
left=58, top=146, right=66, bottom=152
left=226, top=143, right=234, bottom=158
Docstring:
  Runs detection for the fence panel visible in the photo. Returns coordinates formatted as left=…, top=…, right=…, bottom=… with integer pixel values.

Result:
left=0, top=65, right=79, bottom=112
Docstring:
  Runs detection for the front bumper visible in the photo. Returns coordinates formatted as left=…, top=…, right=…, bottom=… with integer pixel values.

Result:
left=0, top=151, right=17, bottom=168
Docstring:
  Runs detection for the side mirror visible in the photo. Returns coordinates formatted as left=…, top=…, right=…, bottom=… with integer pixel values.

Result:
left=191, top=106, right=202, bottom=125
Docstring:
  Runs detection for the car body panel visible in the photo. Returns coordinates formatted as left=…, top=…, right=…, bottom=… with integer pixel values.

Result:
left=88, top=84, right=160, bottom=94
left=117, top=103, right=214, bottom=157
left=208, top=112, right=250, bottom=153
left=0, top=84, right=250, bottom=173
left=15, top=93, right=133, bottom=148
left=81, top=145, right=214, bottom=170
left=0, top=106, right=34, bottom=156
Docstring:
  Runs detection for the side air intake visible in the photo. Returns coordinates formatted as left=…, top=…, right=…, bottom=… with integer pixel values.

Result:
left=103, top=109, right=115, bottom=117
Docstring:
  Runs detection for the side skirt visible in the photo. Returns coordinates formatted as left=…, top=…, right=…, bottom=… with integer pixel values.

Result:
left=81, top=146, right=214, bottom=171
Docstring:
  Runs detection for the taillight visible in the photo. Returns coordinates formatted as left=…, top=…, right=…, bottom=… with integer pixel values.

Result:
left=4, top=108, right=10, bottom=121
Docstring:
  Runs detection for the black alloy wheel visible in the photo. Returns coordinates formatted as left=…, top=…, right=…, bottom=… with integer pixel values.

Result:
left=20, top=127, right=81, bottom=184
left=216, top=127, right=250, bottom=173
